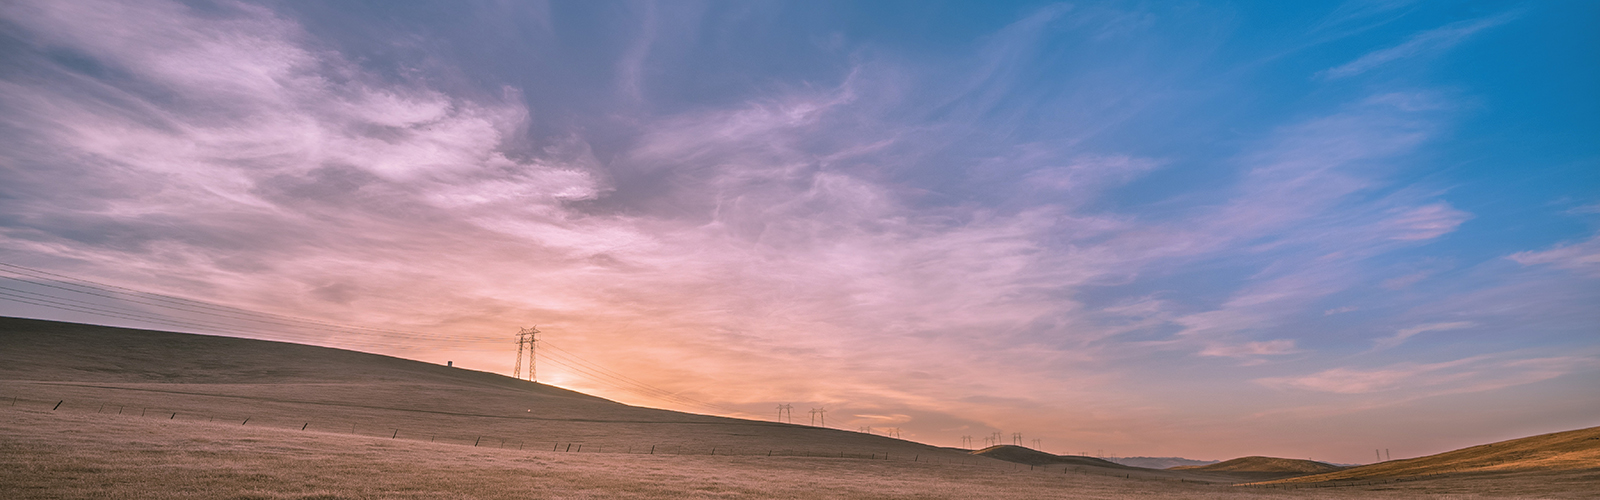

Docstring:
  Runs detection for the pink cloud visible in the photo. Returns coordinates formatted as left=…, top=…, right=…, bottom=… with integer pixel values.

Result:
left=1256, top=354, right=1594, bottom=395
left=1509, top=233, right=1600, bottom=277
left=1371, top=321, right=1476, bottom=350
left=1199, top=339, right=1299, bottom=358
left=1381, top=203, right=1471, bottom=241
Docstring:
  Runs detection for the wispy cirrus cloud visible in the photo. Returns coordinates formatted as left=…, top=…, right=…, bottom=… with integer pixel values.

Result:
left=1257, top=354, right=1594, bottom=395
left=1509, top=233, right=1600, bottom=277
left=1371, top=321, right=1475, bottom=351
left=1320, top=11, right=1518, bottom=79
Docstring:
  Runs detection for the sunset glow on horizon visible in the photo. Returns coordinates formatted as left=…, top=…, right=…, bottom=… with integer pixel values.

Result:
left=1, top=0, right=1596, bottom=465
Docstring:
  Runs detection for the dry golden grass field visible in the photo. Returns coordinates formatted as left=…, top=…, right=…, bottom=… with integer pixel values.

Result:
left=3, top=317, right=1597, bottom=499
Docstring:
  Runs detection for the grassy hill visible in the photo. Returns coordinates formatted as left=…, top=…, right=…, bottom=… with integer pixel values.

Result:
left=1167, top=456, right=1344, bottom=482
left=1174, top=456, right=1343, bottom=473
left=1253, top=425, right=1600, bottom=486
left=1113, top=456, right=1219, bottom=469
left=971, top=445, right=1134, bottom=469
left=0, top=316, right=963, bottom=460
left=4, top=316, right=1597, bottom=498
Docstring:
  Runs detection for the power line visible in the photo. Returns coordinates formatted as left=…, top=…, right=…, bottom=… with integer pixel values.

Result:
left=0, top=263, right=461, bottom=340
left=0, top=268, right=483, bottom=349
left=536, top=341, right=739, bottom=413
left=0, top=282, right=464, bottom=352
left=536, top=348, right=735, bottom=414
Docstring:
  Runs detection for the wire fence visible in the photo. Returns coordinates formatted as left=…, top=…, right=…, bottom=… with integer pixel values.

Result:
left=4, top=394, right=999, bottom=462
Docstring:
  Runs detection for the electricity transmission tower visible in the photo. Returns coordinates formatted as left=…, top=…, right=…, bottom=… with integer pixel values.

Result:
left=776, top=404, right=793, bottom=423
left=1012, top=432, right=1022, bottom=445
left=1032, top=438, right=1041, bottom=450
left=961, top=435, right=973, bottom=448
left=513, top=326, right=539, bottom=382
left=992, top=431, right=1003, bottom=446
left=810, top=407, right=826, bottom=427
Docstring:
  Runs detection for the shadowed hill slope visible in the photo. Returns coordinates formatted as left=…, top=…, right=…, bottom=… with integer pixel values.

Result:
left=1255, top=425, right=1600, bottom=485
left=965, top=445, right=1266, bottom=483
left=970, top=445, right=1132, bottom=469
left=1173, top=456, right=1342, bottom=473
left=1113, top=456, right=1218, bottom=469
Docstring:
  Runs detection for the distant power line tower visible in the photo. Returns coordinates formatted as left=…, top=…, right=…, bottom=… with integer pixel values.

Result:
left=776, top=404, right=793, bottom=423
left=1032, top=438, right=1041, bottom=450
left=992, top=431, right=1003, bottom=446
left=961, top=435, right=973, bottom=448
left=1012, top=432, right=1022, bottom=445
left=513, top=326, right=539, bottom=382
left=810, top=407, right=827, bottom=427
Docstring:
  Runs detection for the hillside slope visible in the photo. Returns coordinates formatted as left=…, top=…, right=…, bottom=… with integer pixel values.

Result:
left=1257, top=425, right=1600, bottom=485
left=970, top=445, right=1130, bottom=468
left=1114, top=456, right=1218, bottom=469
left=0, top=317, right=963, bottom=460
left=1173, top=456, right=1342, bottom=473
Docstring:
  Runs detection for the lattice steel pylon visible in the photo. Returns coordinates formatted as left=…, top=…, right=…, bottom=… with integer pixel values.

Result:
left=514, top=326, right=539, bottom=382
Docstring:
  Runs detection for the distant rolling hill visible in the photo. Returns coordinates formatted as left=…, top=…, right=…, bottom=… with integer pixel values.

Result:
left=1172, top=456, right=1343, bottom=473
left=1167, top=456, right=1343, bottom=482
left=1111, top=456, right=1218, bottom=469
left=963, top=445, right=1265, bottom=483
left=1254, top=425, right=1600, bottom=485
left=969, top=445, right=1132, bottom=468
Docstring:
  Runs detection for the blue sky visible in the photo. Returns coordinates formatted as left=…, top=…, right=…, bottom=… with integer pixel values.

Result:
left=1, top=0, right=1596, bottom=463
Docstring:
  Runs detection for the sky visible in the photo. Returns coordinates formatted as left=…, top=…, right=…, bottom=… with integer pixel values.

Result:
left=0, top=0, right=1596, bottom=464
